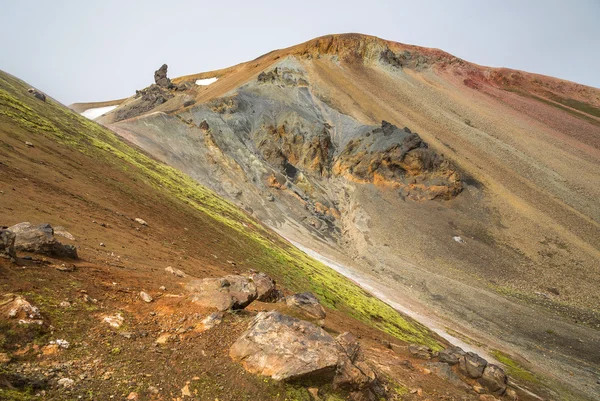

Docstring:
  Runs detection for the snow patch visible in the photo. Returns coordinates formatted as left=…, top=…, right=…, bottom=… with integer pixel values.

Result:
left=195, top=77, right=218, bottom=86
left=81, top=105, right=117, bottom=120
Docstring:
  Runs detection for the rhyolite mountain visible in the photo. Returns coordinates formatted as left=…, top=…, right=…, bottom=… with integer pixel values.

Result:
left=70, top=33, right=600, bottom=399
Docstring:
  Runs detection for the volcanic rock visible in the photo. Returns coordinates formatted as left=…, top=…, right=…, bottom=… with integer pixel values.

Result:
left=478, top=364, right=508, bottom=395
left=438, top=346, right=465, bottom=365
left=8, top=222, right=77, bottom=259
left=230, top=311, right=340, bottom=381
left=0, top=229, right=16, bottom=260
left=284, top=292, right=326, bottom=320
left=250, top=272, right=280, bottom=302
left=154, top=64, right=174, bottom=89
left=186, top=275, right=257, bottom=311
left=408, top=344, right=433, bottom=360
left=27, top=88, right=46, bottom=101
left=459, top=352, right=488, bottom=378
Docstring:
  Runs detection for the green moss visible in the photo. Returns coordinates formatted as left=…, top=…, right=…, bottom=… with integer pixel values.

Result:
left=284, top=385, right=311, bottom=401
left=491, top=349, right=540, bottom=384
left=0, top=389, right=36, bottom=401
left=0, top=71, right=441, bottom=349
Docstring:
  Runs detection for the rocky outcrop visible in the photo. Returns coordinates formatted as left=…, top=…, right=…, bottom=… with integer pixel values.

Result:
left=284, top=292, right=326, bottom=320
left=8, top=223, right=77, bottom=259
left=1, top=294, right=43, bottom=325
left=438, top=346, right=465, bottom=365
left=230, top=311, right=340, bottom=381
left=186, top=275, right=257, bottom=311
left=408, top=344, right=433, bottom=359
left=333, top=121, right=462, bottom=200
left=0, top=229, right=16, bottom=260
left=154, top=64, right=175, bottom=89
left=258, top=67, right=309, bottom=87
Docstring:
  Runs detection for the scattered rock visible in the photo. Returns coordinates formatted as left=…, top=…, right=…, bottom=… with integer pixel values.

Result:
left=55, top=263, right=76, bottom=272
left=156, top=334, right=171, bottom=345
left=408, top=344, right=433, bottom=359
left=127, top=392, right=139, bottom=400
left=134, top=218, right=148, bottom=226
left=181, top=383, right=191, bottom=397
left=197, top=312, right=224, bottom=332
left=159, top=285, right=166, bottom=291
left=57, top=377, right=75, bottom=388
left=0, top=352, right=11, bottom=364
left=8, top=222, right=77, bottom=259
left=49, top=339, right=70, bottom=349
left=59, top=301, right=71, bottom=308
left=250, top=272, right=280, bottom=302
left=103, top=313, right=124, bottom=328
left=165, top=266, right=186, bottom=278
left=0, top=229, right=16, bottom=260
left=186, top=275, right=257, bottom=311
left=100, top=242, right=105, bottom=247
left=28, top=88, right=46, bottom=102
left=453, top=235, right=465, bottom=244
left=284, top=292, right=326, bottom=320
left=1, top=294, right=43, bottom=324
left=459, top=352, right=488, bottom=378
left=478, top=364, right=507, bottom=395
left=230, top=311, right=340, bottom=381
left=139, top=291, right=153, bottom=303
left=25, top=141, right=34, bottom=147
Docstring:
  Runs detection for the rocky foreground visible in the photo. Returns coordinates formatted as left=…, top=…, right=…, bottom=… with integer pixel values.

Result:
left=2, top=222, right=520, bottom=401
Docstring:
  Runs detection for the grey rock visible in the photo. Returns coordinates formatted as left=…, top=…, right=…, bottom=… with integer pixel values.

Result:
left=250, top=272, right=280, bottom=302
left=438, top=346, right=464, bottom=365
left=230, top=311, right=340, bottom=381
left=186, top=275, right=257, bottom=311
left=8, top=222, right=77, bottom=259
left=336, top=332, right=361, bottom=362
left=408, top=344, right=433, bottom=360
left=426, top=362, right=470, bottom=390
left=154, top=64, right=174, bottom=89
left=165, top=266, right=186, bottom=278
left=459, top=352, right=488, bottom=378
left=284, top=292, right=326, bottom=319
left=0, top=229, right=16, bottom=260
left=139, top=291, right=153, bottom=303
left=478, top=364, right=507, bottom=395
left=28, top=88, right=46, bottom=102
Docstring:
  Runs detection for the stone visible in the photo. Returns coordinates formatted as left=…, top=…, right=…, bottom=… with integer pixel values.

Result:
left=336, top=332, right=361, bottom=362
left=197, top=312, right=224, bottom=332
left=186, top=275, right=257, bottom=311
left=230, top=311, right=340, bottom=381
left=426, top=362, right=470, bottom=390
left=154, top=64, right=175, bottom=89
left=53, top=226, right=75, bottom=241
left=25, top=141, right=34, bottom=147
left=284, top=292, right=326, bottom=320
left=308, top=387, right=320, bottom=400
left=1, top=294, right=43, bottom=324
left=181, top=384, right=191, bottom=397
left=103, top=313, right=124, bottom=328
left=57, top=377, right=75, bottom=388
left=0, top=352, right=11, bottom=364
left=139, top=291, right=153, bottom=303
left=250, top=272, right=280, bottom=302
left=0, top=229, right=16, bottom=259
left=127, top=392, right=139, bottom=400
left=333, top=358, right=376, bottom=391
left=459, top=352, right=488, bottom=378
left=165, top=266, right=186, bottom=277
left=408, top=344, right=432, bottom=359
left=438, top=346, right=464, bottom=365
left=134, top=218, right=148, bottom=226
left=156, top=334, right=171, bottom=344
left=505, top=388, right=518, bottom=400
left=478, top=364, right=507, bottom=395
left=28, top=88, right=46, bottom=102
left=8, top=222, right=77, bottom=259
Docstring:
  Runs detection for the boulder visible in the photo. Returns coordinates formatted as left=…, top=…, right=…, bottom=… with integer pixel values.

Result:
left=186, top=275, right=257, bottom=311
left=230, top=311, right=340, bottom=381
left=478, top=364, right=507, bottom=395
left=27, top=88, right=46, bottom=102
left=336, top=332, right=361, bottom=362
left=459, top=352, right=488, bottom=378
left=284, top=292, right=326, bottom=320
left=408, top=344, right=433, bottom=360
left=250, top=272, right=280, bottom=302
left=438, top=346, right=465, bottom=365
left=333, top=357, right=376, bottom=391
left=0, top=229, right=16, bottom=260
left=8, top=222, right=77, bottom=259
left=165, top=266, right=186, bottom=278
left=1, top=294, right=43, bottom=325
left=426, top=362, right=470, bottom=390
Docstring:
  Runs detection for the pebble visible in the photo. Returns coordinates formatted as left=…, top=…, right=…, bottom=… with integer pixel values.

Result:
left=25, top=141, right=34, bottom=147
left=57, top=377, right=75, bottom=388
left=100, top=243, right=105, bottom=247
left=139, top=291, right=153, bottom=303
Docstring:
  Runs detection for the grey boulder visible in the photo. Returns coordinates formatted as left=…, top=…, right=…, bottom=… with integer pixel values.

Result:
left=250, top=272, right=281, bottom=302
left=459, top=352, right=488, bottom=378
left=478, top=364, right=508, bottom=395
left=284, top=292, right=326, bottom=320
left=0, top=229, right=16, bottom=260
left=8, top=223, right=77, bottom=259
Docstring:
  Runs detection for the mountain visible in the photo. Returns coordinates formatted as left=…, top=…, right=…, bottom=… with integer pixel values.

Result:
left=73, top=33, right=600, bottom=399
left=1, top=32, right=597, bottom=400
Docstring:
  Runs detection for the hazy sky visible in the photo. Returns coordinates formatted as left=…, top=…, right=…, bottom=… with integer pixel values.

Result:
left=1, top=0, right=598, bottom=104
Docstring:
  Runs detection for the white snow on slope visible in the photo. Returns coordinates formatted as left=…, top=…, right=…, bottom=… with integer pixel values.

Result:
left=195, top=77, right=218, bottom=86
left=81, top=105, right=117, bottom=120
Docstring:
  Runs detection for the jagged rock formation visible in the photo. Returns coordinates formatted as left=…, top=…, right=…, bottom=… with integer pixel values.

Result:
left=8, top=223, right=77, bottom=259
left=154, top=64, right=174, bottom=89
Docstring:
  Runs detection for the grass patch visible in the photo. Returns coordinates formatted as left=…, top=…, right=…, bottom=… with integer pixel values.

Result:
left=491, top=349, right=540, bottom=384
left=0, top=71, right=441, bottom=349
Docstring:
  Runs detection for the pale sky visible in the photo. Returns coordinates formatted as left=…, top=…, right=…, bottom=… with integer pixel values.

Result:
left=1, top=0, right=598, bottom=104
